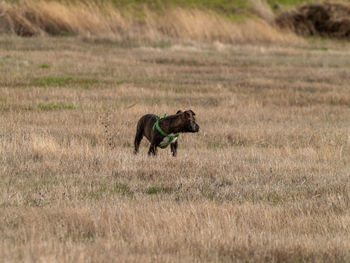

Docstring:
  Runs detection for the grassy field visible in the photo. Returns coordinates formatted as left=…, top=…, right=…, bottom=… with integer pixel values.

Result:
left=1, top=35, right=350, bottom=262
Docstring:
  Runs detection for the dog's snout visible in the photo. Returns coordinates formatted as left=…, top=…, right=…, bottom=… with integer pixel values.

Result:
left=195, top=124, right=199, bottom=132
left=192, top=123, right=199, bottom=132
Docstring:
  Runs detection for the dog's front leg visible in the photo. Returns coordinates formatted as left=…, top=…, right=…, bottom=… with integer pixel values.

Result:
left=171, top=141, right=178, bottom=157
left=148, top=144, right=157, bottom=156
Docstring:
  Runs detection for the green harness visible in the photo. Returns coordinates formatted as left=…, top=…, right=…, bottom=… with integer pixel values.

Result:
left=151, top=114, right=180, bottom=149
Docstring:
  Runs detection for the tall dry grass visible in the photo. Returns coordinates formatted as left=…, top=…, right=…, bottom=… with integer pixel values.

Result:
left=0, top=0, right=300, bottom=44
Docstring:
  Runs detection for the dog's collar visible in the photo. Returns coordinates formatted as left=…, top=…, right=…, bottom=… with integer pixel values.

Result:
left=152, top=114, right=180, bottom=149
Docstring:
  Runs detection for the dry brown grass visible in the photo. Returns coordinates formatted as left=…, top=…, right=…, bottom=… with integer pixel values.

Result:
left=0, top=0, right=300, bottom=44
left=1, top=36, right=350, bottom=262
left=276, top=2, right=350, bottom=39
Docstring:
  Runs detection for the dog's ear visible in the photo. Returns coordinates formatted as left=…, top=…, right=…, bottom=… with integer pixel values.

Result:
left=188, top=109, right=195, bottom=116
left=184, top=110, right=192, bottom=118
left=176, top=110, right=183, bottom=114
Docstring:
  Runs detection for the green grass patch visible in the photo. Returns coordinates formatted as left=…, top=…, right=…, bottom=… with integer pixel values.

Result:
left=123, top=142, right=132, bottom=148
left=75, top=0, right=253, bottom=20
left=39, top=64, right=50, bottom=69
left=37, top=103, right=76, bottom=110
left=150, top=41, right=173, bottom=49
left=200, top=186, right=216, bottom=201
left=84, top=0, right=321, bottom=17
left=35, top=76, right=98, bottom=88
left=109, top=0, right=250, bottom=11
left=307, top=47, right=329, bottom=52
left=266, top=191, right=283, bottom=206
left=146, top=186, right=172, bottom=195
left=267, top=0, right=314, bottom=8
left=227, top=14, right=246, bottom=21
left=114, top=183, right=133, bottom=196
left=1, top=105, right=34, bottom=112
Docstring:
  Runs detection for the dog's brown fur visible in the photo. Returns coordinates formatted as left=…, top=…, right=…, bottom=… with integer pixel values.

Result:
left=134, top=110, right=199, bottom=156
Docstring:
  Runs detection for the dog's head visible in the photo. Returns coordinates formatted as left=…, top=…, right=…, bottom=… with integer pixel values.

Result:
left=176, top=110, right=199, bottom=133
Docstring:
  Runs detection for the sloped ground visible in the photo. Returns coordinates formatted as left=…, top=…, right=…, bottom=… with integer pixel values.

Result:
left=0, top=0, right=295, bottom=44
left=3, top=1, right=350, bottom=41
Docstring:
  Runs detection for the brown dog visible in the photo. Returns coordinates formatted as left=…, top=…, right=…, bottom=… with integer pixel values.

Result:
left=134, top=110, right=199, bottom=156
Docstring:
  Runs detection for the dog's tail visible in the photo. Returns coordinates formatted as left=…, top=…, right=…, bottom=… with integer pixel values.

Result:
left=134, top=119, right=144, bottom=154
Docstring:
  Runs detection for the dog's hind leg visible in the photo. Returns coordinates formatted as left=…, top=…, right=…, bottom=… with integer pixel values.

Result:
left=170, top=140, right=178, bottom=157
left=134, top=122, right=144, bottom=154
left=148, top=144, right=157, bottom=156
